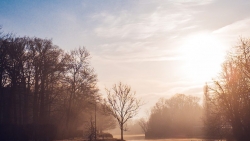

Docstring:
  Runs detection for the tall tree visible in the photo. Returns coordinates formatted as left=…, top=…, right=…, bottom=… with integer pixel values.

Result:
left=203, top=83, right=228, bottom=139
left=63, top=47, right=98, bottom=137
left=208, top=38, right=250, bottom=140
left=0, top=30, right=12, bottom=124
left=28, top=38, right=65, bottom=124
left=105, top=82, right=141, bottom=141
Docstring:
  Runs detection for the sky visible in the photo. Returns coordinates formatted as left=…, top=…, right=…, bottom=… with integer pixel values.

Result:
left=1, top=0, right=250, bottom=118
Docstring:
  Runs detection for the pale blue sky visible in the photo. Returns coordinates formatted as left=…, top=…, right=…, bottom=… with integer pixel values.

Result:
left=1, top=0, right=250, bottom=117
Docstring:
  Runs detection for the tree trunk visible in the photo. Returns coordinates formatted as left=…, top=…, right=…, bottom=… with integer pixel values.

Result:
left=33, top=66, right=39, bottom=124
left=12, top=76, right=17, bottom=125
left=45, top=77, right=49, bottom=122
left=0, top=71, right=3, bottom=123
left=121, top=124, right=123, bottom=141
left=18, top=84, right=22, bottom=125
left=66, top=89, right=73, bottom=138
left=39, top=74, right=45, bottom=124
left=24, top=73, right=30, bottom=124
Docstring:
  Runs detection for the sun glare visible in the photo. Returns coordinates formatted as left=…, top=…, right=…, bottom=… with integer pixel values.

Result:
left=180, top=33, right=226, bottom=82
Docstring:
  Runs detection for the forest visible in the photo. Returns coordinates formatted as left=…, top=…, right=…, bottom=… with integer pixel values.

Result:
left=1, top=28, right=250, bottom=141
left=0, top=28, right=118, bottom=140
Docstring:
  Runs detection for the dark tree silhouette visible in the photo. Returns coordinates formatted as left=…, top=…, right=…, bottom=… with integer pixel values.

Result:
left=105, top=82, right=141, bottom=141
left=63, top=47, right=98, bottom=137
left=0, top=28, right=99, bottom=140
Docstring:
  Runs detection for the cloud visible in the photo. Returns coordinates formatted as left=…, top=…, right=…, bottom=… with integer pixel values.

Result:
left=166, top=84, right=204, bottom=97
left=91, top=4, right=194, bottom=40
left=214, top=18, right=250, bottom=37
left=169, top=0, right=214, bottom=5
left=88, top=2, right=200, bottom=64
left=212, top=18, right=250, bottom=48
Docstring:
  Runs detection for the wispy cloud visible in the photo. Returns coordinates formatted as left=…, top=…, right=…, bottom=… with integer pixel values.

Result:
left=169, top=0, right=214, bottom=5
left=88, top=2, right=200, bottom=65
left=92, top=8, right=193, bottom=40
left=213, top=18, right=250, bottom=37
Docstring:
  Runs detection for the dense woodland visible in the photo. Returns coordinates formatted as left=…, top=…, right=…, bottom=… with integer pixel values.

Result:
left=0, top=29, right=117, bottom=140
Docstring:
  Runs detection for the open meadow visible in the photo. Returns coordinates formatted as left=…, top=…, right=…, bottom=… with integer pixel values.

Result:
left=113, top=135, right=225, bottom=141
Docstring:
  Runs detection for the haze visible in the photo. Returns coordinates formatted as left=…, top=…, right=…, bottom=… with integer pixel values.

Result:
left=1, top=0, right=250, bottom=117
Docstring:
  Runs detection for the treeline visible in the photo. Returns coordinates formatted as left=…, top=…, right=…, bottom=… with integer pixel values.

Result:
left=0, top=29, right=113, bottom=140
left=140, top=94, right=203, bottom=139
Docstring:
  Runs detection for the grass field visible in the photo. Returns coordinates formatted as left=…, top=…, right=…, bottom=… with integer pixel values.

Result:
left=54, top=134, right=226, bottom=141
left=113, top=134, right=225, bottom=141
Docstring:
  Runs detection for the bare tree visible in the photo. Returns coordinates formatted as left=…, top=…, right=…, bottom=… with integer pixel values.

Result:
left=203, top=83, right=229, bottom=139
left=63, top=47, right=98, bottom=137
left=208, top=38, right=250, bottom=140
left=105, top=82, right=141, bottom=141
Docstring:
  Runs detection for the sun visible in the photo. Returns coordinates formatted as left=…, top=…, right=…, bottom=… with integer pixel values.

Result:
left=180, top=33, right=227, bottom=82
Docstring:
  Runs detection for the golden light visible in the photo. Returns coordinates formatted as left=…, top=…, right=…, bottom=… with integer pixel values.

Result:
left=180, top=33, right=226, bottom=82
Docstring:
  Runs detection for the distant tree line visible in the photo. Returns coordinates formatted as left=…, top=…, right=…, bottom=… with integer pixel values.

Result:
left=0, top=28, right=115, bottom=140
left=140, top=94, right=202, bottom=139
